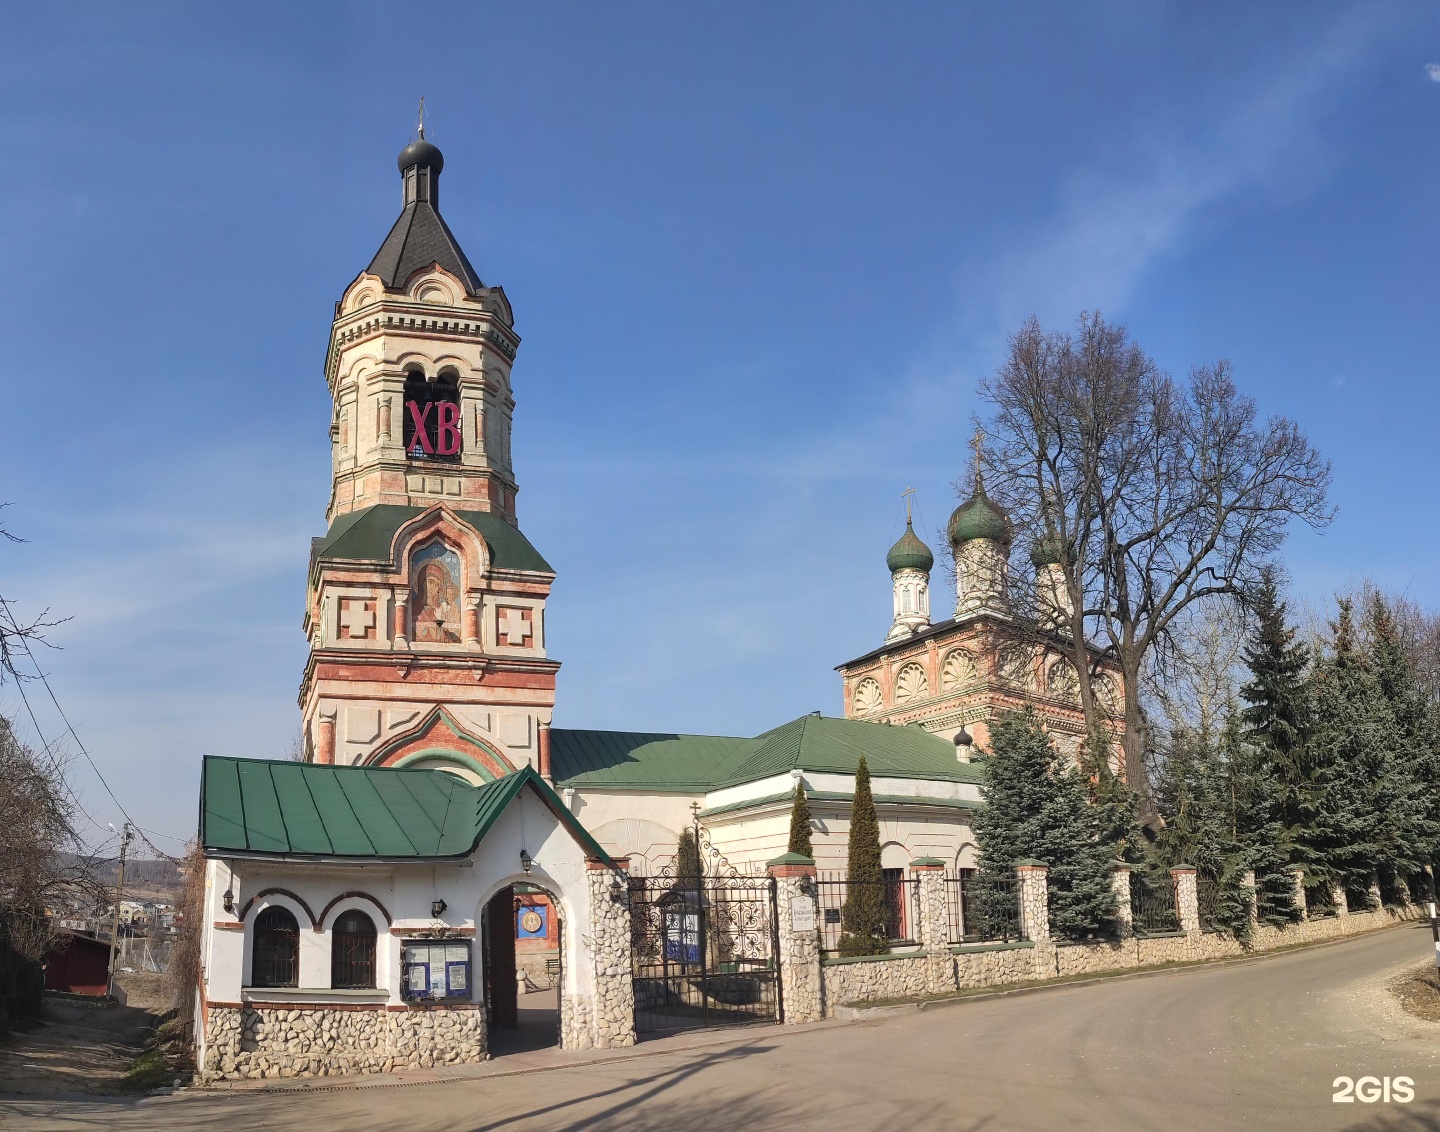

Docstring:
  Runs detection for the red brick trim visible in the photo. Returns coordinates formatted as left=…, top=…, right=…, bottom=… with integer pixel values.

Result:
left=240, top=888, right=319, bottom=928
left=768, top=864, right=818, bottom=879
left=212, top=921, right=244, bottom=931
left=315, top=891, right=393, bottom=932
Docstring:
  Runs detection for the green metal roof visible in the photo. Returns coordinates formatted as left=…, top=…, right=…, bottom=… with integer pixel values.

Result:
left=698, top=788, right=981, bottom=820
left=714, top=714, right=982, bottom=786
left=548, top=730, right=751, bottom=792
left=550, top=714, right=981, bottom=792
left=200, top=756, right=612, bottom=863
left=314, top=505, right=553, bottom=574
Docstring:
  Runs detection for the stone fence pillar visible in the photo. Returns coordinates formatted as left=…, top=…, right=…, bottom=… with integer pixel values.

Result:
left=1287, top=866, right=1307, bottom=921
left=1170, top=865, right=1200, bottom=935
left=1332, top=883, right=1349, bottom=918
left=1014, top=860, right=1050, bottom=942
left=767, top=854, right=823, bottom=1024
left=578, top=859, right=635, bottom=1049
left=1242, top=869, right=1258, bottom=937
left=1111, top=864, right=1134, bottom=939
left=911, top=859, right=956, bottom=995
left=1368, top=874, right=1384, bottom=911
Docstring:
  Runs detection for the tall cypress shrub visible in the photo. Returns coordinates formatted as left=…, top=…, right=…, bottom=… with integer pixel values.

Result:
left=972, top=708, right=1118, bottom=940
left=675, top=827, right=702, bottom=887
left=839, top=757, right=887, bottom=956
left=786, top=781, right=813, bottom=859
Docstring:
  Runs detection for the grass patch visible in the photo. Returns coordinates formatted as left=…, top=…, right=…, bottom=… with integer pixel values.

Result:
left=1387, top=964, right=1440, bottom=1023
left=118, top=1007, right=192, bottom=1093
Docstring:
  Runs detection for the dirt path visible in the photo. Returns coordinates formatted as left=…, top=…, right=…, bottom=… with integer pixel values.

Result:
left=0, top=996, right=156, bottom=1097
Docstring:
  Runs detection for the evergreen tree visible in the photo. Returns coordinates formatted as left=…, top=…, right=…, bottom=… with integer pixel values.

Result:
left=786, top=780, right=813, bottom=859
left=1367, top=593, right=1440, bottom=899
left=839, top=757, right=888, bottom=956
left=674, top=827, right=702, bottom=887
left=1239, top=567, right=1311, bottom=838
left=972, top=708, right=1118, bottom=940
left=1303, top=599, right=1421, bottom=905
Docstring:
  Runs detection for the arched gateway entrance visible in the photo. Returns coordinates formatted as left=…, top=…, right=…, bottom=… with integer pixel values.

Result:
left=483, top=882, right=565, bottom=1056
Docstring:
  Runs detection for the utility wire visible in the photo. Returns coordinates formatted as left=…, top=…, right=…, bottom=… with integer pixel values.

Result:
left=0, top=595, right=186, bottom=858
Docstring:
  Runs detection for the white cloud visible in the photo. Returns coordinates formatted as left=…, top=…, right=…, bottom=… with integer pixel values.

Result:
left=1426, top=62, right=1440, bottom=81
left=960, top=7, right=1405, bottom=345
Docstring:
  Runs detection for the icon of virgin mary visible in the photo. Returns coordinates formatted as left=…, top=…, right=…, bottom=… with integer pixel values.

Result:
left=411, top=561, right=460, bottom=643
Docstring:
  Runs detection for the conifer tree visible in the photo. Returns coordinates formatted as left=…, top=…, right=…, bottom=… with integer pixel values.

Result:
left=786, top=780, right=813, bottom=859
left=1239, top=567, right=1310, bottom=836
left=839, top=757, right=887, bottom=956
left=1367, top=593, right=1440, bottom=897
left=972, top=708, right=1118, bottom=940
left=1303, top=599, right=1420, bottom=905
left=675, top=827, right=702, bottom=887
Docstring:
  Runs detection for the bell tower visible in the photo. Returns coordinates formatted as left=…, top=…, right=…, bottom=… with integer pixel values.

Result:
left=324, top=132, right=521, bottom=524
left=299, top=133, right=560, bottom=784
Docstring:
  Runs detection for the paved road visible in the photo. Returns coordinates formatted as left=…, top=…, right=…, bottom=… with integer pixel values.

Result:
left=5, top=924, right=1440, bottom=1132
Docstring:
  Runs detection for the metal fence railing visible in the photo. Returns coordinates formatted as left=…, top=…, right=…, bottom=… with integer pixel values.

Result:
left=1305, top=885, right=1338, bottom=919
left=816, top=872, right=919, bottom=952
left=1196, top=874, right=1223, bottom=932
left=1130, top=872, right=1181, bottom=935
left=945, top=872, right=1022, bottom=944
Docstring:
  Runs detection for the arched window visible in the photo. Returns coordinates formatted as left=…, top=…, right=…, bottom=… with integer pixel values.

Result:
left=331, top=910, right=377, bottom=989
left=252, top=907, right=299, bottom=988
left=402, top=368, right=462, bottom=462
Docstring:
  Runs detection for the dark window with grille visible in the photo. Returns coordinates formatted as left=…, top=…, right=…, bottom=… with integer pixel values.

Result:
left=251, top=907, right=299, bottom=988
left=402, top=369, right=462, bottom=461
left=331, top=911, right=377, bottom=989
left=882, top=868, right=908, bottom=940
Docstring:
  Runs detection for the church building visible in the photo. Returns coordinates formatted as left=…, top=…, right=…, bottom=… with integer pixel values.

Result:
left=194, top=133, right=1123, bottom=1080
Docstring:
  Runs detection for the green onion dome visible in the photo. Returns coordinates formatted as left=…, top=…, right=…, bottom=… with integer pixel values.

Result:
left=947, top=491, right=1012, bottom=548
left=1029, top=533, right=1065, bottom=568
left=886, top=520, right=934, bottom=573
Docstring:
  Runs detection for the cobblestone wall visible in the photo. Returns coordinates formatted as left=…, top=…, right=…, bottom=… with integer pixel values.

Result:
left=821, top=953, right=931, bottom=1007
left=579, top=866, right=635, bottom=1049
left=772, top=869, right=823, bottom=1024
left=200, top=1002, right=485, bottom=1081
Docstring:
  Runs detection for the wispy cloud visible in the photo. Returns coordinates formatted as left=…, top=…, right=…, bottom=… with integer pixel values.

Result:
left=1426, top=62, right=1440, bottom=81
left=958, top=6, right=1405, bottom=350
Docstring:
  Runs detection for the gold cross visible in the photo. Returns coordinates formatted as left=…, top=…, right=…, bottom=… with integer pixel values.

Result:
left=417, top=95, right=427, bottom=140
left=901, top=486, right=916, bottom=524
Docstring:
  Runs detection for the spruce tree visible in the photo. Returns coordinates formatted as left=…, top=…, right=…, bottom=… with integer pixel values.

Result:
left=1303, top=599, right=1418, bottom=905
left=972, top=708, right=1118, bottom=940
left=786, top=780, right=813, bottom=859
left=675, top=827, right=702, bottom=887
left=839, top=756, right=888, bottom=956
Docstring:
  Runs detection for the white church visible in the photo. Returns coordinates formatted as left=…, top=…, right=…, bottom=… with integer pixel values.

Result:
left=193, top=133, right=1122, bottom=1079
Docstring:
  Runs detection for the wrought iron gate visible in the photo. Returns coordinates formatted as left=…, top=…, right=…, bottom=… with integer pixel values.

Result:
left=628, top=874, right=781, bottom=1033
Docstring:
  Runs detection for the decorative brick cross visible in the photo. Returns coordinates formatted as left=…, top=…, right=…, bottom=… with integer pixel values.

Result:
left=340, top=600, right=376, bottom=639
left=497, top=607, right=531, bottom=646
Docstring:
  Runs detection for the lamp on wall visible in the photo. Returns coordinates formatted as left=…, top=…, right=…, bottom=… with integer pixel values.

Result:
left=520, top=849, right=532, bottom=874
left=609, top=874, right=628, bottom=905
left=431, top=898, right=447, bottom=918
left=222, top=888, right=235, bottom=915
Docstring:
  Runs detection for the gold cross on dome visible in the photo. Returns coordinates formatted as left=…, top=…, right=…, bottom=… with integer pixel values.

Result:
left=417, top=95, right=427, bottom=140
left=970, top=427, right=986, bottom=492
left=901, top=486, right=916, bottom=524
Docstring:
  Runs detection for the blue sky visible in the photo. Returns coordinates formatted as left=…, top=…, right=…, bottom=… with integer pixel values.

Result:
left=1, top=2, right=1437, bottom=849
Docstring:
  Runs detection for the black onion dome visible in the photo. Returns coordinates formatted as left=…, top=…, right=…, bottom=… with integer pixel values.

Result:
left=398, top=139, right=444, bottom=173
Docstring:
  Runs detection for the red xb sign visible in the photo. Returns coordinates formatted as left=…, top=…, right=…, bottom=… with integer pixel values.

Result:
left=407, top=400, right=461, bottom=457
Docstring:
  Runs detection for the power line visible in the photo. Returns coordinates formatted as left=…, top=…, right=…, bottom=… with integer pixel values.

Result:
left=0, top=595, right=187, bottom=858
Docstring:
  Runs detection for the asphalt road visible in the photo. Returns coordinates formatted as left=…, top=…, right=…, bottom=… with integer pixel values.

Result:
left=5, top=924, right=1440, bottom=1132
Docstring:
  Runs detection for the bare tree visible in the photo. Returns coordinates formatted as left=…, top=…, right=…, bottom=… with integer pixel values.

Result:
left=979, top=313, right=1333, bottom=822
left=0, top=509, right=61, bottom=689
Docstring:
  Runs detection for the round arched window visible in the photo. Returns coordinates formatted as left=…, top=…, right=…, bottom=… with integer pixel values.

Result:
left=252, top=906, right=299, bottom=988
left=331, top=910, right=377, bottom=989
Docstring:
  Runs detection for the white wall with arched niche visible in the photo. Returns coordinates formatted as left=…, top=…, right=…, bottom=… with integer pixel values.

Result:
left=894, top=663, right=929, bottom=705
left=852, top=677, right=883, bottom=715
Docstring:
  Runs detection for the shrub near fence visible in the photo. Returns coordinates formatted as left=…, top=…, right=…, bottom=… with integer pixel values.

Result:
left=817, top=873, right=918, bottom=952
left=1196, top=874, right=1222, bottom=932
left=946, top=872, right=1022, bottom=944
